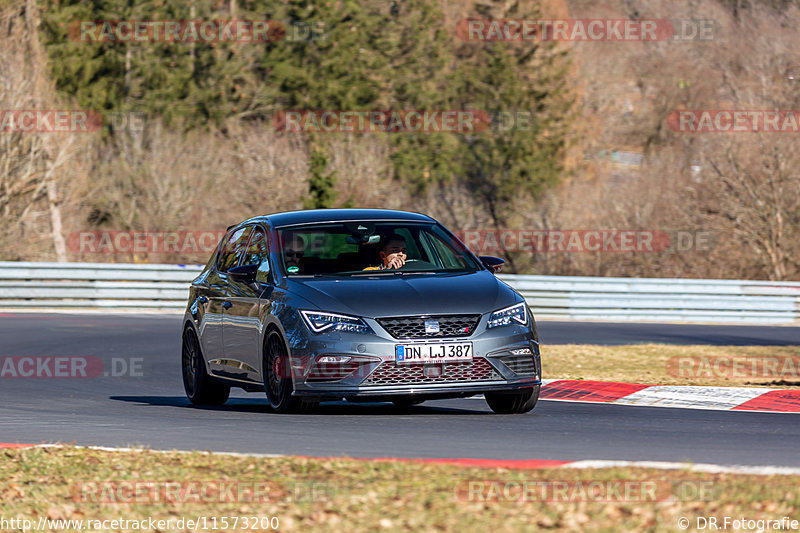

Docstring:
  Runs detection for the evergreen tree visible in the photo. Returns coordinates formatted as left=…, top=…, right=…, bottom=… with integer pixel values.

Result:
left=38, top=0, right=572, bottom=233
left=391, top=1, right=572, bottom=223
left=302, top=144, right=338, bottom=210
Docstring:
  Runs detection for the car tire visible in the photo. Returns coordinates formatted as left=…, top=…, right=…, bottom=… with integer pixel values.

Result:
left=485, top=385, right=540, bottom=414
left=181, top=326, right=230, bottom=406
left=392, top=397, right=425, bottom=408
left=263, top=329, right=317, bottom=414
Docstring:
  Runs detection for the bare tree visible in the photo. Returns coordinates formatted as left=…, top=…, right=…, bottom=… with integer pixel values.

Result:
left=0, top=2, right=90, bottom=261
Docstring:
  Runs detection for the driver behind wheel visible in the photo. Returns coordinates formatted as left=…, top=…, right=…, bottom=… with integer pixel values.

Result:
left=363, top=233, right=407, bottom=270
left=282, top=233, right=306, bottom=273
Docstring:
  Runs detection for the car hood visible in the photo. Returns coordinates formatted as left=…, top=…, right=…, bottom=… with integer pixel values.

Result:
left=286, top=271, right=520, bottom=318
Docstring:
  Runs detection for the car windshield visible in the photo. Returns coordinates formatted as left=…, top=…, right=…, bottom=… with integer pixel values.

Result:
left=277, top=221, right=481, bottom=276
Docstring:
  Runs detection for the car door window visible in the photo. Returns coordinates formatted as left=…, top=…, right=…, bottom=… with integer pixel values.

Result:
left=242, top=226, right=271, bottom=282
left=216, top=226, right=253, bottom=273
left=242, top=227, right=267, bottom=265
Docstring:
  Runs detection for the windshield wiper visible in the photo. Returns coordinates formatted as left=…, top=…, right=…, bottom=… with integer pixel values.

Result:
left=291, top=273, right=346, bottom=278
left=350, top=269, right=442, bottom=276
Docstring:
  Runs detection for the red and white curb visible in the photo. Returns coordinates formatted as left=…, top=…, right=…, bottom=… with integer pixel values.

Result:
left=2, top=443, right=800, bottom=475
left=537, top=379, right=800, bottom=413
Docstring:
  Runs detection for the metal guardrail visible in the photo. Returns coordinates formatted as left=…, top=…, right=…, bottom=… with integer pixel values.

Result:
left=0, top=262, right=798, bottom=323
left=0, top=262, right=202, bottom=310
left=502, top=274, right=800, bottom=324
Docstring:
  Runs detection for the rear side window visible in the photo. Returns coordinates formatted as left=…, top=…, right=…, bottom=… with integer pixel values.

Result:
left=216, top=226, right=253, bottom=272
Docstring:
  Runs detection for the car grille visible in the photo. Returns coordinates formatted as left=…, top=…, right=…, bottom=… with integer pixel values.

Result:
left=376, top=315, right=480, bottom=339
left=361, top=357, right=502, bottom=386
left=500, top=354, right=537, bottom=376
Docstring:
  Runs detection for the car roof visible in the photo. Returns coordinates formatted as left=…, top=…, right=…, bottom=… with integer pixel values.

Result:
left=239, top=209, right=436, bottom=228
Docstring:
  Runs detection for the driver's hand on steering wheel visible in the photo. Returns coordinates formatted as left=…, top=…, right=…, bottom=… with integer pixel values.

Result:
left=383, top=248, right=407, bottom=269
left=385, top=254, right=406, bottom=269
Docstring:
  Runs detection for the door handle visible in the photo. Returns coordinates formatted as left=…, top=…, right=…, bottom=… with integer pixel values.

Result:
left=222, top=301, right=233, bottom=309
left=197, top=296, right=209, bottom=304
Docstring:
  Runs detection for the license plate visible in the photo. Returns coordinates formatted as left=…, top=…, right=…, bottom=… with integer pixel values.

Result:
left=395, top=342, right=473, bottom=364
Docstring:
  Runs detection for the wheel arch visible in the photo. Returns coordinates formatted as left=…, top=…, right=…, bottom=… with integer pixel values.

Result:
left=259, top=319, right=289, bottom=381
left=182, top=318, right=214, bottom=379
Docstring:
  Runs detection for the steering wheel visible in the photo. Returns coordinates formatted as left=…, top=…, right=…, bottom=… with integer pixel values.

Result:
left=397, top=259, right=422, bottom=270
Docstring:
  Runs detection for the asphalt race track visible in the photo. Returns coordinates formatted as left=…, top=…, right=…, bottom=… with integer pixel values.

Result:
left=1, top=313, right=798, bottom=466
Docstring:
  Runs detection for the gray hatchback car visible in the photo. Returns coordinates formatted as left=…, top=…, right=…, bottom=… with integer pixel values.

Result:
left=182, top=209, right=542, bottom=414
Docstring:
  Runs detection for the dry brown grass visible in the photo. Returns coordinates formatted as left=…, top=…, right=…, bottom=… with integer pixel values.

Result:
left=1, top=446, right=799, bottom=532
left=545, top=344, right=800, bottom=388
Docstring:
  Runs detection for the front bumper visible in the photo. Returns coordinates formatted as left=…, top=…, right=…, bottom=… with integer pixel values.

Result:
left=293, top=378, right=541, bottom=400
left=287, top=316, right=541, bottom=400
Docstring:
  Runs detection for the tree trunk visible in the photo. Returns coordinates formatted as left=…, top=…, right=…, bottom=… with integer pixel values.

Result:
left=46, top=176, right=67, bottom=262
left=26, top=0, right=67, bottom=262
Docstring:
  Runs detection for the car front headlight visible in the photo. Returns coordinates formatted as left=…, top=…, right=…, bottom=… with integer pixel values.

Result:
left=487, top=302, right=528, bottom=329
left=300, top=310, right=373, bottom=334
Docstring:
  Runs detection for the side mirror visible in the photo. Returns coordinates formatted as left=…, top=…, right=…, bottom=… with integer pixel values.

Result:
left=227, top=263, right=258, bottom=283
left=479, top=256, right=505, bottom=274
